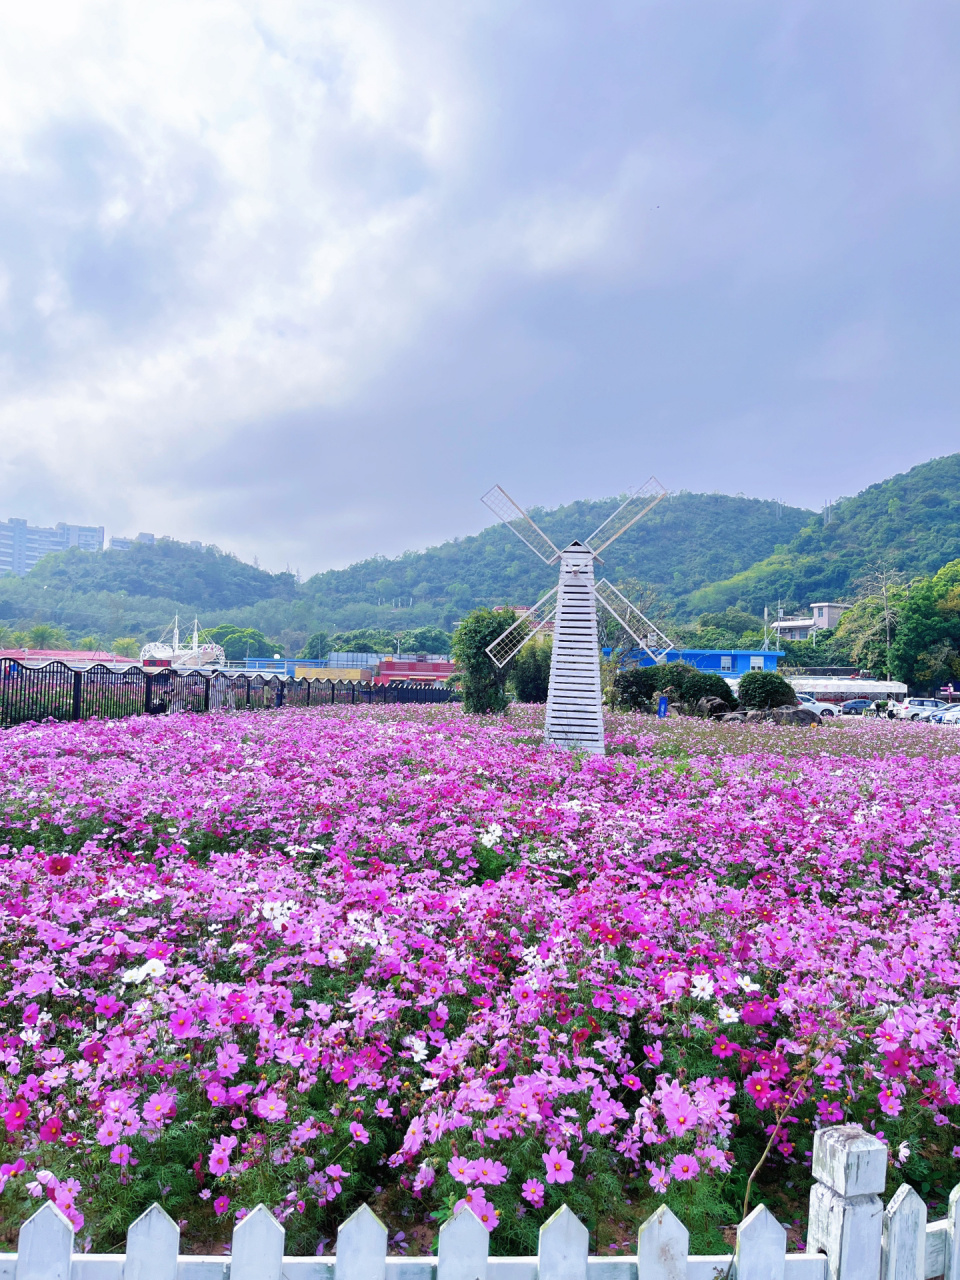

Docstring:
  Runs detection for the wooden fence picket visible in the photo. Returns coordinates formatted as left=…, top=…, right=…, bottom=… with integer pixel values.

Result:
left=637, top=1204, right=689, bottom=1280
left=882, top=1185, right=926, bottom=1280
left=124, top=1202, right=180, bottom=1280
left=14, top=1202, right=74, bottom=1280
left=438, top=1207, right=489, bottom=1280
left=334, top=1203, right=388, bottom=1280
left=735, top=1205, right=786, bottom=1280
left=230, top=1205, right=285, bottom=1280
left=538, top=1205, right=589, bottom=1280
left=947, top=1185, right=960, bottom=1280
left=807, top=1126, right=887, bottom=1280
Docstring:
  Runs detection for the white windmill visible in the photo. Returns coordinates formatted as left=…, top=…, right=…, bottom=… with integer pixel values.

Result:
left=482, top=479, right=677, bottom=754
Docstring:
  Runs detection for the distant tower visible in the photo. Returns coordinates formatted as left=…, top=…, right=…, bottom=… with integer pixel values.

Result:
left=482, top=481, right=676, bottom=754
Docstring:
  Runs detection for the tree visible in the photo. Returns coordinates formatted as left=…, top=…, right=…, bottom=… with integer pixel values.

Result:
left=77, top=635, right=104, bottom=652
left=206, top=625, right=284, bottom=660
left=27, top=623, right=69, bottom=649
left=298, top=631, right=331, bottom=660
left=451, top=608, right=517, bottom=714
left=512, top=637, right=551, bottom=702
left=737, top=671, right=796, bottom=709
left=330, top=629, right=397, bottom=654
left=888, top=560, right=960, bottom=690
left=111, top=637, right=141, bottom=658
left=400, top=626, right=453, bottom=654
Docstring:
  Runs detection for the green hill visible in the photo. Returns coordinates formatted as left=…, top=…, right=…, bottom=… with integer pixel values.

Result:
left=301, top=492, right=812, bottom=627
left=687, top=454, right=960, bottom=616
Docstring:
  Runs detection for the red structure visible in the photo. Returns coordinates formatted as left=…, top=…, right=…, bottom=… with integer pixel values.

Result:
left=373, top=657, right=455, bottom=687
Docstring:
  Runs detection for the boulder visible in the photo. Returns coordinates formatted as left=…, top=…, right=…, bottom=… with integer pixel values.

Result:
left=767, top=705, right=821, bottom=726
left=744, top=709, right=766, bottom=723
left=695, top=695, right=733, bottom=719
left=721, top=711, right=747, bottom=723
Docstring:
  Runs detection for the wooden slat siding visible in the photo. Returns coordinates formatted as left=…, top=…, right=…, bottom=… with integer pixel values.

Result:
left=544, top=545, right=604, bottom=754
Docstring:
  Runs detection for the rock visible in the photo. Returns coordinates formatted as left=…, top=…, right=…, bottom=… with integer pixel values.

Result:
left=721, top=711, right=747, bottom=723
left=695, top=695, right=733, bottom=718
left=744, top=709, right=766, bottom=723
left=768, top=705, right=821, bottom=726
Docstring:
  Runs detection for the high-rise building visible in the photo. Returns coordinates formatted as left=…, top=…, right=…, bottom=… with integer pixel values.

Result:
left=0, top=518, right=105, bottom=576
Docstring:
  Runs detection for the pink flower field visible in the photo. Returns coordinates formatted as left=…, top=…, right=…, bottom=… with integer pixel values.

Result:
left=1, top=706, right=959, bottom=1255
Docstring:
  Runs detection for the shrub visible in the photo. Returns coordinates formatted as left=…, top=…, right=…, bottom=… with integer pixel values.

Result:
left=111, top=637, right=141, bottom=658
left=298, top=631, right=331, bottom=660
left=451, top=607, right=518, bottom=714
left=512, top=638, right=552, bottom=702
left=683, top=671, right=738, bottom=709
left=737, top=670, right=797, bottom=709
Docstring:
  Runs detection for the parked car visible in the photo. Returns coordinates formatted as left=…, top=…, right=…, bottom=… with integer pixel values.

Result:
left=795, top=692, right=837, bottom=717
left=931, top=705, right=960, bottom=724
left=840, top=699, right=874, bottom=716
left=894, top=697, right=949, bottom=721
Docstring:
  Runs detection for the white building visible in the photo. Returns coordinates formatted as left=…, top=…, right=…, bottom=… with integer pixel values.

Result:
left=772, top=601, right=847, bottom=643
left=0, top=518, right=104, bottom=576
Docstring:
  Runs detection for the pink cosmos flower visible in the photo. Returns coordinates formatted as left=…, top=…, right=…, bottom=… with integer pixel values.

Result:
left=255, top=1093, right=288, bottom=1122
left=3, top=1100, right=29, bottom=1132
left=474, top=1158, right=509, bottom=1186
left=209, top=1147, right=232, bottom=1175
left=648, top=1164, right=670, bottom=1193
left=110, top=1144, right=132, bottom=1166
left=213, top=1196, right=231, bottom=1216
left=712, top=1036, right=737, bottom=1059
left=542, top=1146, right=574, bottom=1184
left=350, top=1122, right=370, bottom=1144
left=39, top=1117, right=63, bottom=1142
left=169, top=1011, right=194, bottom=1038
left=521, top=1178, right=545, bottom=1207
left=97, top=1118, right=123, bottom=1145
left=882, top=1048, right=910, bottom=1077
left=669, top=1153, right=700, bottom=1181
left=744, top=1074, right=772, bottom=1106
left=448, top=1156, right=474, bottom=1182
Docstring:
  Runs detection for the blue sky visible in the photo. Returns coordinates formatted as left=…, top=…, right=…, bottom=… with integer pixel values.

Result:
left=2, top=1, right=959, bottom=574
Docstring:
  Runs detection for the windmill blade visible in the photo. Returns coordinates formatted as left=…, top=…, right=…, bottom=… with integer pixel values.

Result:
left=585, top=477, right=667, bottom=555
left=594, top=579, right=677, bottom=663
left=481, top=485, right=561, bottom=565
left=485, top=588, right=558, bottom=668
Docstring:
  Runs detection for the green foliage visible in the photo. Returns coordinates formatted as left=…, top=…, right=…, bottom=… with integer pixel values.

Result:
left=451, top=608, right=517, bottom=714
left=512, top=637, right=552, bottom=702
left=76, top=635, right=104, bottom=652
left=111, top=637, right=141, bottom=658
left=697, top=608, right=762, bottom=635
left=297, top=631, right=331, bottom=660
left=689, top=454, right=960, bottom=616
left=889, top=560, right=960, bottom=690
left=206, top=625, right=283, bottom=659
left=329, top=628, right=397, bottom=653
left=27, top=623, right=69, bottom=648
left=400, top=625, right=453, bottom=653
left=737, top=670, right=797, bottom=709
left=612, top=662, right=707, bottom=709
left=683, top=671, right=738, bottom=708
left=31, top=539, right=297, bottom=609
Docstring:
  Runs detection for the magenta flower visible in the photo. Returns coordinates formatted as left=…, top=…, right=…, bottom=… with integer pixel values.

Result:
left=744, top=1074, right=772, bottom=1106
left=473, top=1158, right=509, bottom=1186
left=39, top=1117, right=63, bottom=1142
left=669, top=1153, right=700, bottom=1181
left=213, top=1196, right=231, bottom=1216
left=349, top=1122, right=370, bottom=1144
left=109, top=1144, right=132, bottom=1166
left=521, top=1178, right=545, bottom=1207
left=542, top=1146, right=574, bottom=1184
left=648, top=1164, right=670, bottom=1193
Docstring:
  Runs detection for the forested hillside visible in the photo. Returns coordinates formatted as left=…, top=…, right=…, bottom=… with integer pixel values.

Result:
left=301, top=491, right=811, bottom=626
left=6, top=456, right=960, bottom=655
left=687, top=454, right=960, bottom=615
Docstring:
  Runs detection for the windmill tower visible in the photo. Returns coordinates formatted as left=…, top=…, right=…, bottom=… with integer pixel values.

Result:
left=482, top=480, right=676, bottom=754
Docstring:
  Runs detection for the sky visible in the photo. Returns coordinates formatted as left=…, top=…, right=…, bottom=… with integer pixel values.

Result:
left=2, top=1, right=960, bottom=575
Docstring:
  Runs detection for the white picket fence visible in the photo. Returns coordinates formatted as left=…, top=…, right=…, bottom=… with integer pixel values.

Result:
left=2, top=1127, right=959, bottom=1280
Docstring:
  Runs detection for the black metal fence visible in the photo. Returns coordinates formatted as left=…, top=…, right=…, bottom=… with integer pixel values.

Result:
left=0, top=660, right=453, bottom=729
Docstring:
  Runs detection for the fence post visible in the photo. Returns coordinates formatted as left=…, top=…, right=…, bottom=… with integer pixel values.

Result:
left=637, top=1204, right=688, bottom=1280
left=125, top=1202, right=180, bottom=1280
left=203, top=676, right=211, bottom=712
left=231, top=1204, right=284, bottom=1280
left=807, top=1125, right=887, bottom=1280
left=334, top=1204, right=387, bottom=1280
left=438, top=1207, right=489, bottom=1280
left=736, top=1204, right=786, bottom=1280
left=72, top=669, right=83, bottom=720
left=144, top=672, right=154, bottom=714
left=538, top=1205, right=588, bottom=1280
left=948, top=1185, right=960, bottom=1280
left=881, top=1184, right=925, bottom=1280
left=16, top=1201, right=74, bottom=1280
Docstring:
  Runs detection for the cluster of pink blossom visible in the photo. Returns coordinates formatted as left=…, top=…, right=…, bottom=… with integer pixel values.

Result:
left=0, top=705, right=958, bottom=1252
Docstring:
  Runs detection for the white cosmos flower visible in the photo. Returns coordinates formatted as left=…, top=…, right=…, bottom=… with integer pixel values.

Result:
left=691, top=976, right=715, bottom=1001
left=737, top=976, right=762, bottom=992
left=718, top=1007, right=739, bottom=1024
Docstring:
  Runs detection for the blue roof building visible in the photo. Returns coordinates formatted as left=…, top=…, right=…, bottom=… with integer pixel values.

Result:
left=609, top=647, right=783, bottom=675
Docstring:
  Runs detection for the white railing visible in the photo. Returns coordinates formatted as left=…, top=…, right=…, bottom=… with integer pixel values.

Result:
left=2, top=1128, right=959, bottom=1280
